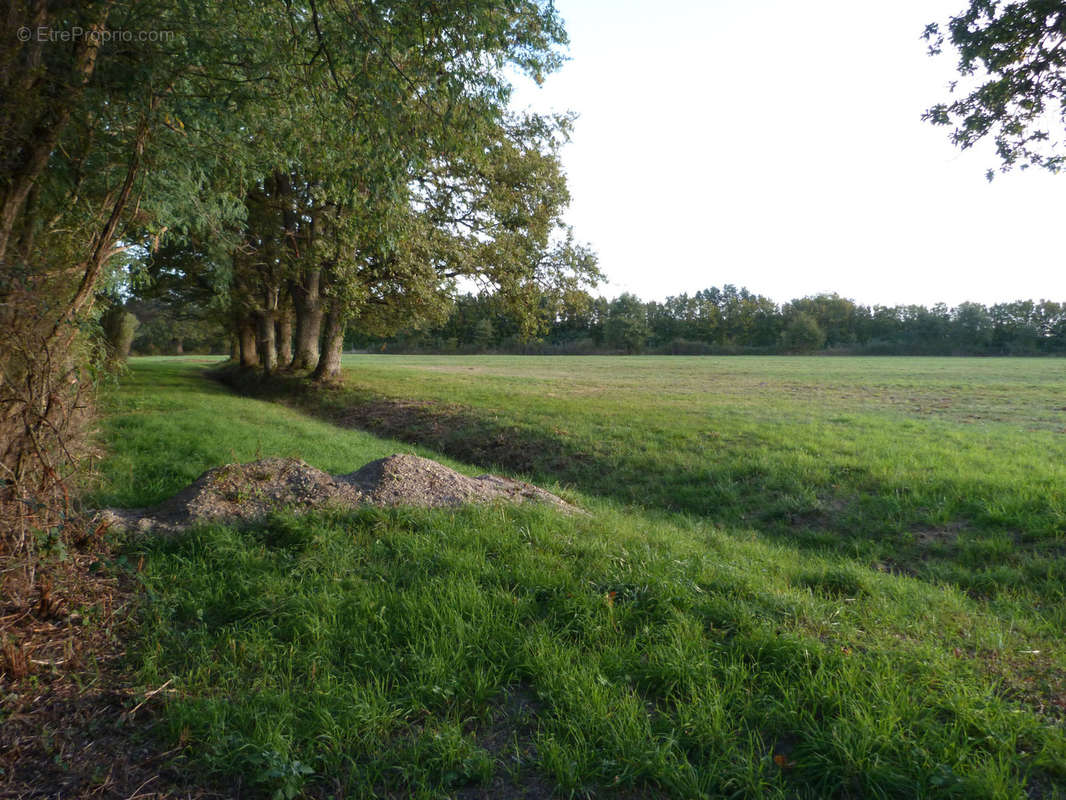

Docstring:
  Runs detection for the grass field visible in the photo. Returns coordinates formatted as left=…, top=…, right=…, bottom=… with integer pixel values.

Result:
left=280, top=355, right=1066, bottom=614
left=94, top=356, right=1066, bottom=798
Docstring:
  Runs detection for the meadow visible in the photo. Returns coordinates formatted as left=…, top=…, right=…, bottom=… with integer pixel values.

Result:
left=93, top=356, right=1066, bottom=798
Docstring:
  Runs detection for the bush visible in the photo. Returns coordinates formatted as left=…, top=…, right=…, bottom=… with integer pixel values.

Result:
left=101, top=306, right=140, bottom=364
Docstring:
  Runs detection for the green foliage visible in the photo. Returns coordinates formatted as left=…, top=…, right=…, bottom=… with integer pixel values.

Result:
left=125, top=238, right=232, bottom=356
left=100, top=305, right=139, bottom=363
left=1, top=0, right=599, bottom=483
left=604, top=293, right=649, bottom=353
left=89, top=1, right=604, bottom=374
left=129, top=305, right=224, bottom=356
left=780, top=312, right=827, bottom=353
left=472, top=318, right=496, bottom=350
left=359, top=286, right=1066, bottom=355
left=925, top=2, right=1066, bottom=177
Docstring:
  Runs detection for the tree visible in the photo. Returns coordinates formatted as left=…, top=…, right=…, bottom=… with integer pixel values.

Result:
left=0, top=0, right=597, bottom=581
left=786, top=294, right=860, bottom=348
left=605, top=293, right=649, bottom=353
left=0, top=0, right=238, bottom=555
left=781, top=312, right=826, bottom=353
left=139, top=2, right=601, bottom=381
left=925, top=2, right=1066, bottom=177
left=473, top=318, right=496, bottom=351
left=952, top=301, right=994, bottom=351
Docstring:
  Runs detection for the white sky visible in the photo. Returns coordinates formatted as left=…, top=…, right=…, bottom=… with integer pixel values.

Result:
left=510, top=0, right=1065, bottom=308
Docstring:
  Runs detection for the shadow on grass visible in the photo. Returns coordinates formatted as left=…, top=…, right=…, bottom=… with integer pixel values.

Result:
left=214, top=366, right=1066, bottom=606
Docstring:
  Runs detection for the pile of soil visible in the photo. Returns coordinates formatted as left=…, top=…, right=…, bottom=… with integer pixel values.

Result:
left=99, top=454, right=578, bottom=533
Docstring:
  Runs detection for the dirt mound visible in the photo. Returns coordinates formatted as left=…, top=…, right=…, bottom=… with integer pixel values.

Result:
left=343, top=454, right=571, bottom=509
left=99, top=454, right=579, bottom=533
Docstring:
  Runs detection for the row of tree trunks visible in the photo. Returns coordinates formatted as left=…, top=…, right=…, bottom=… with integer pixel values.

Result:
left=233, top=295, right=343, bottom=380
left=227, top=175, right=352, bottom=379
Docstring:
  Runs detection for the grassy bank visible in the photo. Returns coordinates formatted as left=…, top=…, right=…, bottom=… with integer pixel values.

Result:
left=96, top=357, right=1066, bottom=798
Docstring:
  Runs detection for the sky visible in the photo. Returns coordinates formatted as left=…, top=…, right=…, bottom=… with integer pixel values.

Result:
left=509, top=0, right=1065, bottom=308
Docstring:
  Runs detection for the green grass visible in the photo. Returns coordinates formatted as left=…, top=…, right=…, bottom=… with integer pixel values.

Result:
left=294, top=355, right=1066, bottom=615
left=96, top=357, right=1066, bottom=798
left=91, top=357, right=476, bottom=509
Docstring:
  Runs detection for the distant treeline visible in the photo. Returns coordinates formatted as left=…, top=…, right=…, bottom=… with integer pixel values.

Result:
left=347, top=287, right=1066, bottom=356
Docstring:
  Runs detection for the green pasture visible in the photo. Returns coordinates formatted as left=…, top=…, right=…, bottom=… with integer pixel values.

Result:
left=93, top=356, right=1066, bottom=798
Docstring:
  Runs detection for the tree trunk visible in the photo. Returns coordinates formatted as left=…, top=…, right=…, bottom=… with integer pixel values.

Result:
left=293, top=306, right=322, bottom=370
left=46, top=113, right=151, bottom=354
left=276, top=312, right=293, bottom=368
left=238, top=319, right=259, bottom=368
left=290, top=269, right=322, bottom=371
left=230, top=336, right=240, bottom=362
left=312, top=308, right=345, bottom=382
left=172, top=337, right=183, bottom=355
left=256, top=311, right=277, bottom=374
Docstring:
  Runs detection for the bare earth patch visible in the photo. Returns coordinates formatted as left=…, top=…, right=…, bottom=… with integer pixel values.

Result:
left=99, top=454, right=580, bottom=533
left=912, top=520, right=967, bottom=546
left=456, top=684, right=554, bottom=800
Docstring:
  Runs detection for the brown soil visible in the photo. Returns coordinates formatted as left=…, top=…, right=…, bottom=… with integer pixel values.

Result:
left=215, top=367, right=595, bottom=480
left=98, top=454, right=581, bottom=534
left=0, top=556, right=229, bottom=799
left=912, top=521, right=967, bottom=546
left=456, top=685, right=554, bottom=800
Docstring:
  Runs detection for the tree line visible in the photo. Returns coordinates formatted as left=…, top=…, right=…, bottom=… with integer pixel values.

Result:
left=124, top=283, right=1066, bottom=358
left=340, top=288, right=1066, bottom=356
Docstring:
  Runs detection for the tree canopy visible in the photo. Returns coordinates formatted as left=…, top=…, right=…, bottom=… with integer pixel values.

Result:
left=0, top=0, right=598, bottom=563
left=925, top=1, right=1066, bottom=177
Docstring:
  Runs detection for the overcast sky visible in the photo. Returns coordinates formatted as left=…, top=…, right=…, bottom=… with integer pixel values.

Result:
left=510, top=0, right=1064, bottom=308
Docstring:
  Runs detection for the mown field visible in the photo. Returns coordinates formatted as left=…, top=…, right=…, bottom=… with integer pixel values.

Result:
left=94, top=356, right=1066, bottom=798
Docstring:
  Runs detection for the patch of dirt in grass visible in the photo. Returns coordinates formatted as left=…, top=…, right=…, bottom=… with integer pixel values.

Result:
left=912, top=521, right=967, bottom=546
left=98, top=454, right=581, bottom=533
left=975, top=648, right=1066, bottom=723
left=784, top=497, right=850, bottom=530
left=456, top=685, right=668, bottom=800
left=0, top=680, right=210, bottom=799
left=336, top=395, right=595, bottom=476
left=456, top=685, right=555, bottom=800
left=409, top=365, right=491, bottom=374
